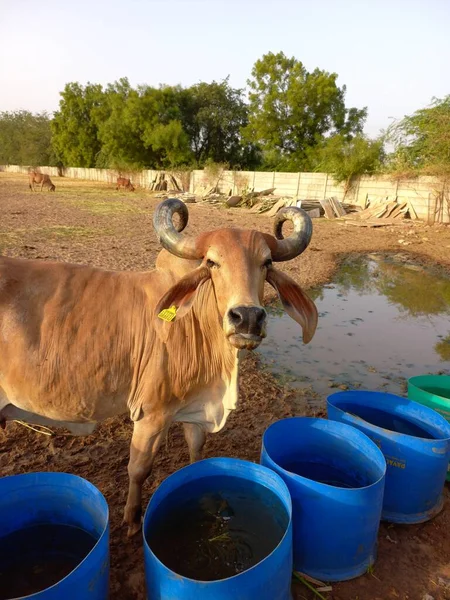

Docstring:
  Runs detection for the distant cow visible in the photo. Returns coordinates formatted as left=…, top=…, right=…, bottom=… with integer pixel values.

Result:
left=116, top=177, right=135, bottom=192
left=29, top=172, right=56, bottom=192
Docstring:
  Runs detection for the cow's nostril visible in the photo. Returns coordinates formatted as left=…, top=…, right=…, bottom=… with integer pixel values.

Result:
left=229, top=308, right=244, bottom=326
left=255, top=307, right=266, bottom=326
left=228, top=306, right=266, bottom=332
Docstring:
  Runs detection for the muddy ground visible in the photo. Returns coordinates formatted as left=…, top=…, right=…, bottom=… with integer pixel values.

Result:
left=0, top=172, right=449, bottom=600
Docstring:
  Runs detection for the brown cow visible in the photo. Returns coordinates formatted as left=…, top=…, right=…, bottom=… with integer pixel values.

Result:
left=29, top=171, right=56, bottom=192
left=116, top=177, right=135, bottom=192
left=0, top=198, right=318, bottom=536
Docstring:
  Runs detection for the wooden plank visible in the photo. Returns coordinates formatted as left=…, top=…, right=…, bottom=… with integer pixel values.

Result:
left=320, top=198, right=335, bottom=219
left=258, top=187, right=276, bottom=196
left=169, top=174, right=181, bottom=191
left=345, top=220, right=392, bottom=228
left=389, top=202, right=408, bottom=219
left=368, top=197, right=385, bottom=207
left=408, top=201, right=419, bottom=220
left=329, top=197, right=347, bottom=217
left=345, top=220, right=380, bottom=227
left=327, top=197, right=337, bottom=216
left=246, top=187, right=276, bottom=199
left=373, top=205, right=389, bottom=218
left=383, top=201, right=400, bottom=218
left=329, top=197, right=339, bottom=217
left=353, top=200, right=397, bottom=220
left=352, top=204, right=387, bottom=220
left=266, top=199, right=289, bottom=217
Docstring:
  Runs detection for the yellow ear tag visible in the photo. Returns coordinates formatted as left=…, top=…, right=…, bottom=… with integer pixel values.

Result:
left=158, top=305, right=177, bottom=322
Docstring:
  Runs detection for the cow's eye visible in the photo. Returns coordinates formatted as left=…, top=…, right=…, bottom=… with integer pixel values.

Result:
left=263, top=258, right=273, bottom=268
left=206, top=259, right=219, bottom=269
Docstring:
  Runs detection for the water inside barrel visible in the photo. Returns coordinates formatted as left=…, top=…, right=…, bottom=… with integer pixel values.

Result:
left=0, top=523, right=97, bottom=599
left=281, top=460, right=369, bottom=488
left=340, top=403, right=437, bottom=438
left=147, top=476, right=288, bottom=581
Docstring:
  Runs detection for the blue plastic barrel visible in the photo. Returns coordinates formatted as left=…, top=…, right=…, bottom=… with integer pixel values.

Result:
left=143, top=457, right=293, bottom=600
left=0, top=472, right=109, bottom=600
left=261, top=417, right=386, bottom=582
left=327, top=390, right=450, bottom=524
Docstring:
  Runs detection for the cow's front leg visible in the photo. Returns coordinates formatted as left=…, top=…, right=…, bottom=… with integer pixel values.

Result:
left=124, top=415, right=170, bottom=537
left=183, top=423, right=206, bottom=463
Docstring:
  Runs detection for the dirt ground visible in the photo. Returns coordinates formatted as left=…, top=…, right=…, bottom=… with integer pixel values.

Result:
left=0, top=172, right=449, bottom=600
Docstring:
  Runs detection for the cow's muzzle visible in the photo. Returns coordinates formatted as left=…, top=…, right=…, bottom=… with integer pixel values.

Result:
left=226, top=305, right=267, bottom=349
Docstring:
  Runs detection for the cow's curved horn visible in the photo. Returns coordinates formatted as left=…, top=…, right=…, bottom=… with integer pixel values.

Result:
left=153, top=198, right=201, bottom=259
left=271, top=207, right=313, bottom=262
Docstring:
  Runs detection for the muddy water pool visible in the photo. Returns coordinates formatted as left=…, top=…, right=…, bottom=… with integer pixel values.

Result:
left=259, top=254, right=450, bottom=407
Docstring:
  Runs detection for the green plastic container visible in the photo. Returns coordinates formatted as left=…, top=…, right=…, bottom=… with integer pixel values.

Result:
left=408, top=375, right=450, bottom=481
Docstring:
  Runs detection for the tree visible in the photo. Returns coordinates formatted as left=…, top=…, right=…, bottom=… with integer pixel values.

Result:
left=308, top=134, right=385, bottom=192
left=93, top=78, right=146, bottom=169
left=93, top=81, right=193, bottom=169
left=0, top=111, right=53, bottom=166
left=244, top=51, right=367, bottom=170
left=181, top=79, right=258, bottom=168
left=138, top=85, right=193, bottom=168
left=51, top=82, right=105, bottom=167
left=387, top=96, right=450, bottom=177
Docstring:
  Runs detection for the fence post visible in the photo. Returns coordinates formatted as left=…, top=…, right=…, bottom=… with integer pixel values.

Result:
left=322, top=173, right=328, bottom=198
left=353, top=176, right=361, bottom=205
left=295, top=172, right=301, bottom=198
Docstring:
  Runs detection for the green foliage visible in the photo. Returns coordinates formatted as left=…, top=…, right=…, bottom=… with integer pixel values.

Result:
left=144, top=119, right=191, bottom=167
left=93, top=78, right=144, bottom=169
left=308, top=134, right=385, bottom=189
left=244, top=51, right=367, bottom=171
left=51, top=82, right=104, bottom=167
left=4, top=53, right=383, bottom=176
left=0, top=111, right=53, bottom=165
left=435, top=335, right=450, bottom=362
left=50, top=78, right=253, bottom=170
left=336, top=256, right=450, bottom=317
left=386, top=96, right=450, bottom=178
left=180, top=79, right=257, bottom=168
left=138, top=85, right=192, bottom=168
left=95, top=82, right=190, bottom=169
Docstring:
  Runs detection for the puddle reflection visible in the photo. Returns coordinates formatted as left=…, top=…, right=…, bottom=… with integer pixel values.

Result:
left=260, top=254, right=450, bottom=404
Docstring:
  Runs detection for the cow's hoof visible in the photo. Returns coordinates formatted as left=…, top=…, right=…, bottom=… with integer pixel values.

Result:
left=126, top=520, right=142, bottom=538
left=123, top=506, right=142, bottom=538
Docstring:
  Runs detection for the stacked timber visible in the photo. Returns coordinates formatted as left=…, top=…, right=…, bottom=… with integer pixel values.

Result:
left=343, top=198, right=418, bottom=227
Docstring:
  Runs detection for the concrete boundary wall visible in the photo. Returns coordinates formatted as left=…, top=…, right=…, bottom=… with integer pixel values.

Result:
left=1, top=165, right=448, bottom=223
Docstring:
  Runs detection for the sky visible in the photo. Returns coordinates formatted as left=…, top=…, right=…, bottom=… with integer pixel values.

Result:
left=0, top=0, right=449, bottom=137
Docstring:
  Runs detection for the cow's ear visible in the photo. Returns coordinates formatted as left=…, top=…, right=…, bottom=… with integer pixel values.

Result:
left=155, top=266, right=210, bottom=343
left=266, top=267, right=318, bottom=344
